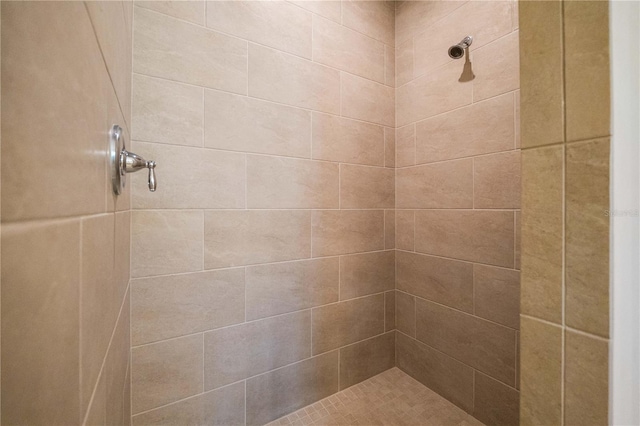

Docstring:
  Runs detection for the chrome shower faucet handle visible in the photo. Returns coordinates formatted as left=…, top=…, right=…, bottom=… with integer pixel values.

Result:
left=109, top=124, right=157, bottom=194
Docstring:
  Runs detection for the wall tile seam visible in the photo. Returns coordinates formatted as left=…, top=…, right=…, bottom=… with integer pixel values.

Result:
left=521, top=135, right=612, bottom=152
left=395, top=288, right=520, bottom=333
left=311, top=329, right=392, bottom=359
left=394, top=148, right=520, bottom=171
left=395, top=329, right=519, bottom=393
left=131, top=291, right=389, bottom=350
left=394, top=249, right=520, bottom=273
left=0, top=210, right=127, bottom=227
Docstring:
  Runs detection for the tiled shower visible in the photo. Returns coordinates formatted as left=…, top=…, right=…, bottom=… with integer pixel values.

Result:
left=0, top=1, right=611, bottom=426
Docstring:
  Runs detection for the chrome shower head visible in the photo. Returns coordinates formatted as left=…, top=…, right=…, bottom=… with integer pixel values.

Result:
left=448, top=36, right=473, bottom=59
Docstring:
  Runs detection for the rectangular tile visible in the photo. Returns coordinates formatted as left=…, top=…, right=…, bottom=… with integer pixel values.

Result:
left=205, top=210, right=311, bottom=268
left=473, top=371, right=520, bottom=426
left=396, top=124, right=416, bottom=167
left=247, top=155, right=339, bottom=209
left=396, top=251, right=473, bottom=313
left=415, top=210, right=515, bottom=268
left=385, top=44, right=395, bottom=87
left=204, top=311, right=311, bottom=390
left=341, top=0, right=394, bottom=45
left=131, top=142, right=246, bottom=209
left=415, top=93, right=515, bottom=164
left=340, top=251, right=395, bottom=300
left=519, top=317, right=562, bottom=426
left=396, top=61, right=473, bottom=127
left=395, top=291, right=416, bottom=337
left=384, top=127, right=395, bottom=168
left=311, top=112, right=384, bottom=166
left=566, top=139, right=610, bottom=336
left=132, top=210, right=204, bottom=278
left=207, top=0, right=311, bottom=58
left=312, top=210, right=384, bottom=256
left=246, top=258, right=339, bottom=320
left=312, top=294, right=385, bottom=354
left=1, top=220, right=81, bottom=425
left=341, top=73, right=394, bottom=127
left=131, top=335, right=203, bottom=414
left=415, top=299, right=516, bottom=385
left=395, top=38, right=414, bottom=87
left=132, top=382, right=245, bottom=426
left=340, top=164, right=394, bottom=209
left=395, top=210, right=415, bottom=251
left=385, top=291, right=396, bottom=332
left=104, top=292, right=130, bottom=426
left=564, top=331, right=609, bottom=426
left=134, top=6, right=247, bottom=93
left=396, top=160, right=473, bottom=209
left=520, top=146, right=563, bottom=323
left=135, top=1, right=205, bottom=25
left=474, top=150, right=521, bottom=209
left=474, top=265, right=520, bottom=329
left=246, top=352, right=339, bottom=426
left=131, top=269, right=245, bottom=345
left=313, top=15, right=385, bottom=83
left=339, top=332, right=395, bottom=389
left=249, top=44, right=340, bottom=113
left=290, top=1, right=341, bottom=23
left=473, top=32, right=520, bottom=101
left=395, top=0, right=465, bottom=47
left=205, top=89, right=311, bottom=158
left=396, top=332, right=474, bottom=412
left=564, top=0, right=610, bottom=142
left=384, top=209, right=395, bottom=249
left=132, top=74, right=203, bottom=147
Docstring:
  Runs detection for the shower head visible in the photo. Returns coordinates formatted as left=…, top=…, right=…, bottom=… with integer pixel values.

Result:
left=448, top=36, right=473, bottom=59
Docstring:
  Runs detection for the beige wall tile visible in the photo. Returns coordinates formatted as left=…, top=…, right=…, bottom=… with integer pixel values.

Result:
left=396, top=124, right=416, bottom=167
left=131, top=142, right=246, bottom=209
left=385, top=44, right=395, bottom=87
left=341, top=0, right=394, bottom=45
left=1, top=220, right=81, bottom=425
left=520, top=146, right=563, bottom=323
left=566, top=139, right=610, bottom=336
left=312, top=112, right=384, bottom=166
left=339, top=332, right=395, bottom=389
left=515, top=90, right=521, bottom=148
left=385, top=209, right=395, bottom=249
left=132, top=210, right=204, bottom=277
left=246, top=258, right=339, bottom=321
left=207, top=1, right=312, bottom=59
left=108, top=87, right=133, bottom=214
left=415, top=210, right=515, bottom=268
left=205, top=210, right=311, bottom=268
left=564, top=0, right=610, bottom=142
left=313, top=15, right=385, bottom=83
left=396, top=332, right=474, bottom=412
left=132, top=74, right=203, bottom=147
left=415, top=93, right=515, bottom=164
left=246, top=351, right=339, bottom=425
left=205, top=89, right=311, bottom=158
left=519, top=317, right=562, bottom=426
left=115, top=211, right=131, bottom=293
left=104, top=292, right=130, bottom=426
left=86, top=371, right=107, bottom=426
left=131, top=335, right=203, bottom=414
left=290, top=1, right=341, bottom=23
left=385, top=291, right=396, bottom=331
left=340, top=164, right=394, bottom=209
left=474, top=150, right=521, bottom=209
left=341, top=73, right=395, bottom=127
left=515, top=210, right=521, bottom=270
left=395, top=39, right=414, bottom=87
left=396, top=251, right=473, bottom=313
left=395, top=291, right=416, bottom=337
left=135, top=1, right=205, bottom=25
left=249, top=44, right=340, bottom=113
left=384, top=127, right=396, bottom=168
left=131, top=269, right=245, bottom=345
left=395, top=0, right=465, bottom=47
left=247, top=155, right=339, bottom=209
left=473, top=31, right=520, bottom=101
left=474, top=265, right=520, bottom=330
left=312, top=294, right=385, bottom=354
left=132, top=382, right=245, bottom=426
left=415, top=299, right=516, bottom=385
left=2, top=1, right=109, bottom=221
left=565, top=331, right=609, bottom=426
left=397, top=61, right=473, bottom=127
left=519, top=0, right=564, bottom=148
left=396, top=160, right=473, bottom=209
left=340, top=251, right=395, bottom=300
left=312, top=210, right=385, bottom=257
left=134, top=6, right=247, bottom=93
left=413, top=1, right=512, bottom=77
left=395, top=210, right=415, bottom=251
left=205, top=311, right=311, bottom=390
left=473, top=371, right=520, bottom=426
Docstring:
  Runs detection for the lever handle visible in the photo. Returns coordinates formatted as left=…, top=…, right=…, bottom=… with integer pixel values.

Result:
left=148, top=161, right=156, bottom=192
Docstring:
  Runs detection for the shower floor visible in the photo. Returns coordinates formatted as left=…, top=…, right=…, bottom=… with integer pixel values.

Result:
left=266, top=368, right=483, bottom=426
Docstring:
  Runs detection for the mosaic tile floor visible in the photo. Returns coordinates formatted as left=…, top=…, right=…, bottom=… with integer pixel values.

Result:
left=266, top=368, right=484, bottom=426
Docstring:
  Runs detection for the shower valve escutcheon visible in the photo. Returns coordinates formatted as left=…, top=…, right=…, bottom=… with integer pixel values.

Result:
left=110, top=124, right=157, bottom=195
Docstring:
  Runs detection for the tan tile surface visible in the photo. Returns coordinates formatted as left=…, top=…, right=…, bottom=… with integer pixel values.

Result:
left=267, top=367, right=483, bottom=426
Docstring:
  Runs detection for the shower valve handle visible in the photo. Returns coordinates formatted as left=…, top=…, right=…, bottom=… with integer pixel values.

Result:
left=123, top=150, right=157, bottom=192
